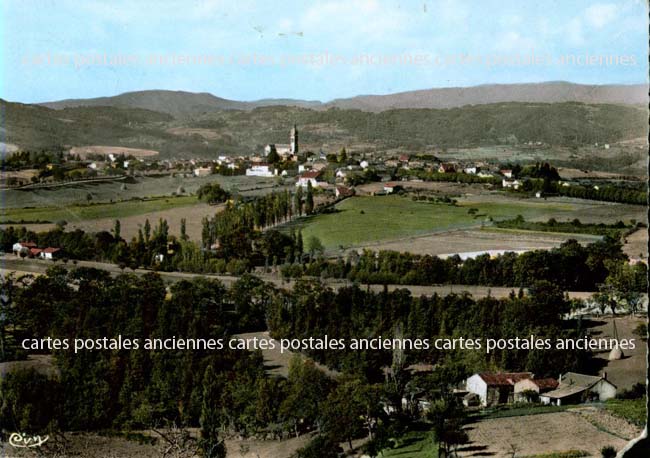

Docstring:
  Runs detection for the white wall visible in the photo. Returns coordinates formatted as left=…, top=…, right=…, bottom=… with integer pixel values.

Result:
left=466, top=374, right=488, bottom=406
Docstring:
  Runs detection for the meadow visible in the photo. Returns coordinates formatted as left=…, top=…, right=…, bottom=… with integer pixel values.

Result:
left=0, top=195, right=199, bottom=224
left=292, top=195, right=612, bottom=250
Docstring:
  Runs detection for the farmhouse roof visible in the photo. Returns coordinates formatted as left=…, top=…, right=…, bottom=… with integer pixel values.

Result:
left=479, top=372, right=532, bottom=386
left=29, top=248, right=43, bottom=255
left=42, top=247, right=61, bottom=253
left=300, top=170, right=322, bottom=179
left=541, top=372, right=615, bottom=399
left=18, top=241, right=37, bottom=248
left=530, top=378, right=559, bottom=390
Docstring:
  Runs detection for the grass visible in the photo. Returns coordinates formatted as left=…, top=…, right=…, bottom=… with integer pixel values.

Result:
left=293, top=195, right=584, bottom=250
left=605, top=398, right=647, bottom=427
left=0, top=195, right=199, bottom=223
left=477, top=404, right=571, bottom=420
left=381, top=428, right=438, bottom=458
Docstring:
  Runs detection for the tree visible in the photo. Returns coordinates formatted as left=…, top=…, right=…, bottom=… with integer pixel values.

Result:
left=267, top=147, right=280, bottom=164
left=427, top=397, right=468, bottom=457
left=180, top=218, right=188, bottom=241
left=306, top=236, right=324, bottom=260
left=294, top=187, right=304, bottom=216
left=113, top=219, right=121, bottom=241
left=200, top=364, right=226, bottom=458
left=197, top=183, right=230, bottom=205
left=305, top=182, right=314, bottom=214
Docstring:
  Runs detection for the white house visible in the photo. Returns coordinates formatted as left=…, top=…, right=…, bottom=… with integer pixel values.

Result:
left=464, top=166, right=478, bottom=175
left=360, top=160, right=369, bottom=169
left=500, top=169, right=513, bottom=178
left=12, top=241, right=37, bottom=255
left=246, top=164, right=276, bottom=177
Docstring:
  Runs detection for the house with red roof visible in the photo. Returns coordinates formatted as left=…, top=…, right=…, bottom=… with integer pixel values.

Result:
left=296, top=170, right=323, bottom=188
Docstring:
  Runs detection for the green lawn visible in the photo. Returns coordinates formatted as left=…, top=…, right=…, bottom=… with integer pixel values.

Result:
left=381, top=429, right=438, bottom=458
left=605, top=398, right=646, bottom=427
left=295, top=195, right=582, bottom=250
left=0, top=195, right=199, bottom=223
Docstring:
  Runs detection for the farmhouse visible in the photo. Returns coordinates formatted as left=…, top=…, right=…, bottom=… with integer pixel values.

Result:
left=193, top=166, right=212, bottom=177
left=502, top=179, right=521, bottom=190
left=540, top=372, right=616, bottom=406
left=335, top=186, right=354, bottom=199
left=500, top=169, right=513, bottom=178
left=29, top=248, right=43, bottom=257
left=514, top=377, right=559, bottom=402
left=466, top=372, right=533, bottom=406
left=438, top=163, right=456, bottom=173
left=296, top=170, right=323, bottom=188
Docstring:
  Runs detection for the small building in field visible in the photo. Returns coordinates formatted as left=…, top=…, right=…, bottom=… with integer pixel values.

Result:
left=383, top=183, right=403, bottom=194
left=514, top=377, right=559, bottom=402
left=438, top=163, right=456, bottom=173
left=335, top=186, right=354, bottom=199
left=193, top=166, right=212, bottom=177
left=500, top=169, right=513, bottom=178
left=502, top=179, right=521, bottom=190
left=539, top=372, right=617, bottom=406
left=40, top=247, right=61, bottom=260
left=466, top=372, right=533, bottom=406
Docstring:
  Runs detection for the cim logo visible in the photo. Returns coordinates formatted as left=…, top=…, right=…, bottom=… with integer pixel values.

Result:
left=8, top=432, right=49, bottom=448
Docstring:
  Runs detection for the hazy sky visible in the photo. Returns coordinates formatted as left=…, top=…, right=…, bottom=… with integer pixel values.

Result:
left=1, top=0, right=647, bottom=103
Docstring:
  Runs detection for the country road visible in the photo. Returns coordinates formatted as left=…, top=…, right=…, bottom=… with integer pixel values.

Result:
left=0, top=254, right=611, bottom=301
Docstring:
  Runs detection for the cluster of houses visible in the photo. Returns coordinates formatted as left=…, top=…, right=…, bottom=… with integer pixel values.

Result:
left=463, top=371, right=617, bottom=407
left=12, top=241, right=61, bottom=260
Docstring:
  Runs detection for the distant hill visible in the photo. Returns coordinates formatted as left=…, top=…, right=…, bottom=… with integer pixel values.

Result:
left=325, top=82, right=648, bottom=111
left=39, top=82, right=646, bottom=116
left=39, top=90, right=322, bottom=118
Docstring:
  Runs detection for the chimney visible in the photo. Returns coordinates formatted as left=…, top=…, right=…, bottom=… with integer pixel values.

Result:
left=602, top=371, right=607, bottom=380
left=558, top=373, right=563, bottom=383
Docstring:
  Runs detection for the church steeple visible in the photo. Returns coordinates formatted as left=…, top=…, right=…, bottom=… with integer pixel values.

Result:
left=290, top=124, right=298, bottom=155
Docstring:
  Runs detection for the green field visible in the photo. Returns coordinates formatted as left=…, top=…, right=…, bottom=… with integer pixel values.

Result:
left=605, top=398, right=646, bottom=427
left=381, top=428, right=438, bottom=458
left=293, top=195, right=584, bottom=250
left=0, top=195, right=199, bottom=223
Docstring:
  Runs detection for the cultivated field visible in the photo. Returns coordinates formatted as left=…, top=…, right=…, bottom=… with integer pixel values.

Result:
left=458, top=408, right=640, bottom=457
left=623, top=228, right=649, bottom=261
left=0, top=174, right=281, bottom=209
left=359, top=227, right=601, bottom=257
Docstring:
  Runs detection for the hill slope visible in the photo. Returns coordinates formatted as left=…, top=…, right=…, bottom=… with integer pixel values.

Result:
left=39, top=82, right=647, bottom=116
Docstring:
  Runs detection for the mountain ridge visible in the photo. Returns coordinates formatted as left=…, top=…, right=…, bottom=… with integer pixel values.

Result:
left=37, top=82, right=647, bottom=117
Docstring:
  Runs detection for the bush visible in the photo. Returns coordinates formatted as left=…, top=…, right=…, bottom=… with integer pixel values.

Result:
left=601, top=445, right=616, bottom=458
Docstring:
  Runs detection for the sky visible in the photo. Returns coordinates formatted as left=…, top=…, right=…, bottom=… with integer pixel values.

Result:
left=1, top=0, right=647, bottom=103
